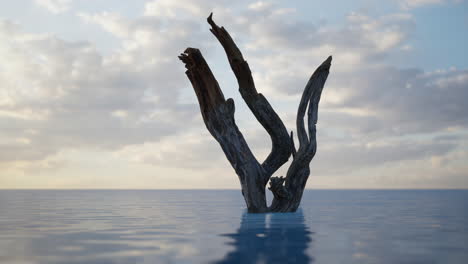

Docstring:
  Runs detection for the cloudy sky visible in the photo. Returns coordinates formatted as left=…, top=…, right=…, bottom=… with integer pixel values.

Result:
left=1, top=0, right=467, bottom=189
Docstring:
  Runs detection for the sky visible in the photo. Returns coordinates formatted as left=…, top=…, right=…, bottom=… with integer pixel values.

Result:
left=0, top=0, right=467, bottom=189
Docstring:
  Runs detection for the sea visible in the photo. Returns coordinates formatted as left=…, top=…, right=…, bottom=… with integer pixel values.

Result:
left=0, top=190, right=467, bottom=264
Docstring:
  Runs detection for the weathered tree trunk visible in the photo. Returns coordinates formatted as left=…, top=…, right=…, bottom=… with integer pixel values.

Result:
left=179, top=13, right=331, bottom=213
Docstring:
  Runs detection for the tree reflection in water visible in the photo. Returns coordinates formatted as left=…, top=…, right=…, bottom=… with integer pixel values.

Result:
left=215, top=209, right=313, bottom=264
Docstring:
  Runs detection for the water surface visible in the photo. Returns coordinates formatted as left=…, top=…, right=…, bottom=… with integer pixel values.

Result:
left=0, top=190, right=467, bottom=263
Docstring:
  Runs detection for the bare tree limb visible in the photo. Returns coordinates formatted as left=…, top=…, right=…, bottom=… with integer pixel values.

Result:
left=179, top=47, right=268, bottom=213
left=270, top=56, right=332, bottom=212
left=207, top=13, right=292, bottom=184
left=178, top=48, right=225, bottom=122
left=179, top=14, right=332, bottom=213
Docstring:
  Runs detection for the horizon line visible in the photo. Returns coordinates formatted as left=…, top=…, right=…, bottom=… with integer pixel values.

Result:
left=1, top=188, right=467, bottom=191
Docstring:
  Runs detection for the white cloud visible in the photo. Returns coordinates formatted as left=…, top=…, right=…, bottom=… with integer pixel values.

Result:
left=34, top=0, right=72, bottom=14
left=79, top=12, right=133, bottom=38
left=0, top=17, right=200, bottom=163
left=398, top=0, right=463, bottom=9
left=143, top=0, right=235, bottom=19
left=248, top=1, right=273, bottom=11
left=234, top=10, right=414, bottom=97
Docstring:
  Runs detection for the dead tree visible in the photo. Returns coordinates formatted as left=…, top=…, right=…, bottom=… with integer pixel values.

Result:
left=179, top=13, right=331, bottom=213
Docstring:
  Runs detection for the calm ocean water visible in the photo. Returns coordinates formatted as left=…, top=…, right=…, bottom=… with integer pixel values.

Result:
left=0, top=190, right=467, bottom=264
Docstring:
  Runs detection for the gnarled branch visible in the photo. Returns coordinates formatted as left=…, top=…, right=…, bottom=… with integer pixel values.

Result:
left=179, top=47, right=268, bottom=213
left=178, top=48, right=225, bottom=123
left=207, top=13, right=292, bottom=184
left=270, top=56, right=332, bottom=212
left=180, top=13, right=332, bottom=213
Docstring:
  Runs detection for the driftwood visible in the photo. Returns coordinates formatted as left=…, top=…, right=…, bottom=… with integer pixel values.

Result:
left=179, top=13, right=331, bottom=213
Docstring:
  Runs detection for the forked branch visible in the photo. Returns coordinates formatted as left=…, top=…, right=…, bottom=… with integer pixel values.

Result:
left=179, top=13, right=332, bottom=213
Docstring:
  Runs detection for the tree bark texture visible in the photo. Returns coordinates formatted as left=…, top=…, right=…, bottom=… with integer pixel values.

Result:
left=179, top=13, right=331, bottom=213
